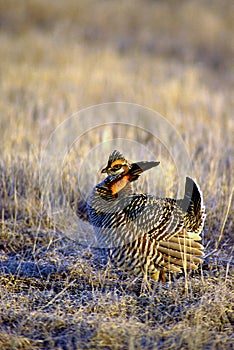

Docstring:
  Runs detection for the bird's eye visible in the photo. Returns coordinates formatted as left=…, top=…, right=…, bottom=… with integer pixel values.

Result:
left=112, top=164, right=122, bottom=170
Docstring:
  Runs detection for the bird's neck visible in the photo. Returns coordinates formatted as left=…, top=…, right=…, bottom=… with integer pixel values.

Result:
left=96, top=174, right=132, bottom=200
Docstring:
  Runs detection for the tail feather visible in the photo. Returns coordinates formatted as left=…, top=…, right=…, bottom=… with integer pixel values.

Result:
left=179, top=177, right=202, bottom=214
left=178, top=177, right=206, bottom=235
left=155, top=178, right=205, bottom=275
left=157, top=233, right=204, bottom=272
left=162, top=256, right=198, bottom=270
left=157, top=245, right=203, bottom=263
left=169, top=236, right=203, bottom=249
left=159, top=240, right=204, bottom=256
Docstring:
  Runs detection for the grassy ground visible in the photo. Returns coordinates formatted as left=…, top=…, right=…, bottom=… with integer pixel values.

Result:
left=0, top=0, right=233, bottom=349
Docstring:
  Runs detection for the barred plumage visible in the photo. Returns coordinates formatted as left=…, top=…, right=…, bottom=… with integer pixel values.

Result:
left=87, top=150, right=206, bottom=281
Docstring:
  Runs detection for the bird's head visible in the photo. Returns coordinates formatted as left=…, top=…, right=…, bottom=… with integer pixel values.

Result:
left=101, top=150, right=160, bottom=181
left=101, top=150, right=131, bottom=176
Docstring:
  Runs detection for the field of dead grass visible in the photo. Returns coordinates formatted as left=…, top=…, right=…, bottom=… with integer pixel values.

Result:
left=0, top=0, right=233, bottom=349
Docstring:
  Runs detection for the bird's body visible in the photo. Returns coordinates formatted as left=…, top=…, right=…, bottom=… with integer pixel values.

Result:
left=88, top=150, right=206, bottom=281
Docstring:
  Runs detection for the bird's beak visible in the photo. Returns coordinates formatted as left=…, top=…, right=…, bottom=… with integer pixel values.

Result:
left=130, top=161, right=160, bottom=176
left=101, top=166, right=108, bottom=173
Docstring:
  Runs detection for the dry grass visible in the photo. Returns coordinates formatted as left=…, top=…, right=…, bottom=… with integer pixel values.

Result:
left=0, top=0, right=233, bottom=349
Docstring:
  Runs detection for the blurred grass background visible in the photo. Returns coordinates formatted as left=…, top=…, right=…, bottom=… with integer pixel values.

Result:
left=0, top=0, right=233, bottom=349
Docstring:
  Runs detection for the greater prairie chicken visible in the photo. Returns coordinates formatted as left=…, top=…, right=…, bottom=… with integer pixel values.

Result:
left=88, top=150, right=205, bottom=281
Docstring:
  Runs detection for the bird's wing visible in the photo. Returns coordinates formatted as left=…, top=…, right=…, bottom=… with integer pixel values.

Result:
left=123, top=195, right=185, bottom=242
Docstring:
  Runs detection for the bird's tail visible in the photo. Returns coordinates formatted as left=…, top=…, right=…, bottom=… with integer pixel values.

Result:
left=178, top=176, right=206, bottom=237
left=157, top=234, right=204, bottom=273
left=154, top=177, right=206, bottom=277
